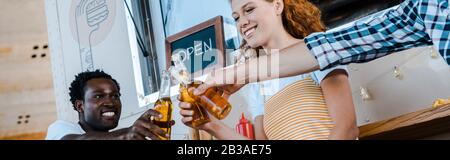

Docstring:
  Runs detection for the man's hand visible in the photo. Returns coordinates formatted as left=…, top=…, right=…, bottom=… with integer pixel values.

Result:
left=120, top=109, right=174, bottom=140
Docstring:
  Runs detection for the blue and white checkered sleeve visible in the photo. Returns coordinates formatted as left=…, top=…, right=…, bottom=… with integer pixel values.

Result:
left=304, top=0, right=433, bottom=70
left=417, top=0, right=450, bottom=65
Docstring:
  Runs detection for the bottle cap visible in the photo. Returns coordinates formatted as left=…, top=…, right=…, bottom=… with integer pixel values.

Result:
left=239, top=113, right=248, bottom=124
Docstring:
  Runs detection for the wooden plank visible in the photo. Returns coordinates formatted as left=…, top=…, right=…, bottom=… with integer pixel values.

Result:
left=0, top=69, right=53, bottom=93
left=0, top=52, right=56, bottom=136
left=0, top=47, right=12, bottom=56
left=0, top=85, right=56, bottom=136
left=0, top=42, right=53, bottom=93
left=0, top=132, right=47, bottom=140
left=0, top=102, right=56, bottom=136
left=0, top=0, right=54, bottom=139
left=359, top=104, right=450, bottom=140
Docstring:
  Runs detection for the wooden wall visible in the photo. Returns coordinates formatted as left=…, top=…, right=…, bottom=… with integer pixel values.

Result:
left=0, top=0, right=56, bottom=139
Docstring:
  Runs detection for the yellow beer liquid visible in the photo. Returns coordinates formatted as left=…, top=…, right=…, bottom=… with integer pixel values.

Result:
left=199, top=86, right=232, bottom=120
left=186, top=82, right=232, bottom=120
left=180, top=84, right=210, bottom=127
left=153, top=97, right=173, bottom=140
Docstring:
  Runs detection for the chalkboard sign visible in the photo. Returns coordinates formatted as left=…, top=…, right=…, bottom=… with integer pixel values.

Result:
left=165, top=16, right=225, bottom=77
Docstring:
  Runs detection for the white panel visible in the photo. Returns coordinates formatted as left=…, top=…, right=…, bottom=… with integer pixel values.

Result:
left=45, top=0, right=148, bottom=128
left=348, top=46, right=450, bottom=126
left=45, top=0, right=77, bottom=122
left=148, top=0, right=168, bottom=76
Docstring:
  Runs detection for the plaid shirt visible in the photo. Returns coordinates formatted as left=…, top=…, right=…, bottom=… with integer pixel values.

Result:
left=305, top=0, right=450, bottom=70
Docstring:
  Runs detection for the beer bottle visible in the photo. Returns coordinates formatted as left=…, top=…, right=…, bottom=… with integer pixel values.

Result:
left=153, top=70, right=173, bottom=140
left=171, top=54, right=232, bottom=121
left=170, top=55, right=209, bottom=127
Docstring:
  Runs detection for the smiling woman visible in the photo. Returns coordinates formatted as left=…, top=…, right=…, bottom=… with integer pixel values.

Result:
left=177, top=0, right=358, bottom=140
left=232, top=0, right=325, bottom=62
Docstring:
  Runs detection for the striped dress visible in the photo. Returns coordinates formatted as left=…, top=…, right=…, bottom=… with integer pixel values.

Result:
left=263, top=77, right=334, bottom=140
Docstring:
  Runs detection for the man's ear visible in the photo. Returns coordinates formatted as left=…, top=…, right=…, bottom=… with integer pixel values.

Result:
left=74, top=100, right=84, bottom=113
left=274, top=0, right=284, bottom=15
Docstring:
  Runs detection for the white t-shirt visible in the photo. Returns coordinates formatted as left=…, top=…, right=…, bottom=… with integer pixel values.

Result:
left=242, top=66, right=348, bottom=120
left=45, top=120, right=85, bottom=140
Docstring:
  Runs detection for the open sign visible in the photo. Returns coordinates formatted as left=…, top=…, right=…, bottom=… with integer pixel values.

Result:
left=165, top=16, right=225, bottom=77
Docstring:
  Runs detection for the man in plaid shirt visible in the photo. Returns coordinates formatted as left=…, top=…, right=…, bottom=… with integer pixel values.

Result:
left=194, top=0, right=449, bottom=95
left=305, top=0, right=450, bottom=70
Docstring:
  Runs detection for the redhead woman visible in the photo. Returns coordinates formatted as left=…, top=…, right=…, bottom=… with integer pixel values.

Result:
left=179, top=0, right=359, bottom=140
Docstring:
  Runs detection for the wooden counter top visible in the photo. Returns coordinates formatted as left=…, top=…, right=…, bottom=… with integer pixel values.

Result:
left=359, top=104, right=450, bottom=140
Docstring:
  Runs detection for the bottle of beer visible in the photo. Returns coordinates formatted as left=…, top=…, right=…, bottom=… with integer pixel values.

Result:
left=153, top=70, right=173, bottom=140
left=171, top=54, right=232, bottom=121
left=170, top=55, right=210, bottom=127
left=179, top=83, right=211, bottom=127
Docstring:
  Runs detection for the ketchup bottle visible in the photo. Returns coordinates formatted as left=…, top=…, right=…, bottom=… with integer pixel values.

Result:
left=235, top=113, right=254, bottom=139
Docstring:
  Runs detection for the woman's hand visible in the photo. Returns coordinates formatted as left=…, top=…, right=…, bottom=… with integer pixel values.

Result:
left=178, top=85, right=226, bottom=132
left=178, top=86, right=254, bottom=140
left=178, top=99, right=250, bottom=140
left=178, top=101, right=218, bottom=131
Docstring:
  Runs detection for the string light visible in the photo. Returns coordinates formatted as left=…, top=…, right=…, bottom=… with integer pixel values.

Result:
left=430, top=47, right=439, bottom=59
left=394, top=66, right=403, bottom=80
left=360, top=87, right=372, bottom=101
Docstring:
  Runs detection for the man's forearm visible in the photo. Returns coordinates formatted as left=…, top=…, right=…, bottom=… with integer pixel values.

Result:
left=231, top=41, right=320, bottom=84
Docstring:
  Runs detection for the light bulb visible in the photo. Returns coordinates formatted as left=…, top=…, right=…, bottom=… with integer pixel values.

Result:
left=394, top=66, right=402, bottom=79
left=360, top=87, right=372, bottom=101
left=430, top=49, right=439, bottom=59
